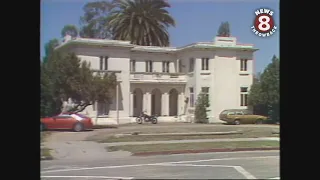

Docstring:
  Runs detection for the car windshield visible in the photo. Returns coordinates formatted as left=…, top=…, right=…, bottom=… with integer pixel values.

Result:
left=75, top=114, right=88, bottom=118
left=221, top=110, right=229, bottom=114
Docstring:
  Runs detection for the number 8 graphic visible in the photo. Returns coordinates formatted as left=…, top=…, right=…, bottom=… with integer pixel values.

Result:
left=258, top=15, right=271, bottom=31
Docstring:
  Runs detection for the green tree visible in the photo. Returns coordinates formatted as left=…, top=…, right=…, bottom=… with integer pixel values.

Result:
left=79, top=1, right=113, bottom=39
left=107, top=0, right=176, bottom=46
left=217, top=21, right=231, bottom=37
left=40, top=52, right=117, bottom=117
left=248, top=55, right=279, bottom=122
left=43, top=39, right=59, bottom=64
left=61, top=24, right=79, bottom=38
left=194, top=94, right=209, bottom=123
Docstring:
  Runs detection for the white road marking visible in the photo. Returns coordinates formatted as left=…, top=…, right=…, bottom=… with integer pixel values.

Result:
left=42, top=166, right=83, bottom=170
left=41, top=175, right=133, bottom=179
left=41, top=155, right=278, bottom=174
left=155, top=163, right=257, bottom=179
left=159, top=150, right=279, bottom=157
left=269, top=177, right=280, bottom=179
left=234, top=166, right=257, bottom=179
left=151, top=163, right=235, bottom=168
left=167, top=155, right=279, bottom=164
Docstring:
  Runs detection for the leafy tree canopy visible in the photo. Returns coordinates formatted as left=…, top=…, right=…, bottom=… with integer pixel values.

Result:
left=194, top=94, right=210, bottom=123
left=107, top=0, right=176, bottom=46
left=40, top=52, right=117, bottom=117
left=79, top=1, right=114, bottom=39
left=43, top=39, right=59, bottom=64
left=217, top=21, right=231, bottom=37
left=61, top=24, right=79, bottom=38
left=248, top=55, right=279, bottom=122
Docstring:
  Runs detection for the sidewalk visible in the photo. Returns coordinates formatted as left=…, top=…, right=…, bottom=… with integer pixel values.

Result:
left=103, top=137, right=280, bottom=146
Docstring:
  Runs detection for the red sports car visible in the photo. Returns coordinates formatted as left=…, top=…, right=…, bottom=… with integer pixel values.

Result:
left=41, top=113, right=93, bottom=132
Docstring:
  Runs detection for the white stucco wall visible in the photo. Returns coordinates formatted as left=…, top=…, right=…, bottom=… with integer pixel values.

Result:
left=73, top=46, right=131, bottom=119
left=57, top=36, right=257, bottom=124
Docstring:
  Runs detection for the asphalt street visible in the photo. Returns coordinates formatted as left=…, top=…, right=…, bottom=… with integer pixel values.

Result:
left=41, top=150, right=279, bottom=179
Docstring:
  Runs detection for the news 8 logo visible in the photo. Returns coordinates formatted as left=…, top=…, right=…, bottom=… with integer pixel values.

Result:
left=251, top=8, right=277, bottom=37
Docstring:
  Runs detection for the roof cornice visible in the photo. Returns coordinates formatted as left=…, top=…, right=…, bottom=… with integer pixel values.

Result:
left=55, top=37, right=258, bottom=53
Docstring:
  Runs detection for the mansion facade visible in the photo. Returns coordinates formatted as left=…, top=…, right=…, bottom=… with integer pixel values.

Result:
left=55, top=35, right=258, bottom=124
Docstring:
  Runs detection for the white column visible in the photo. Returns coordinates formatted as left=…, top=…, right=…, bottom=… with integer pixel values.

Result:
left=116, top=83, right=119, bottom=124
left=177, top=59, right=180, bottom=73
left=178, top=92, right=184, bottom=116
left=129, top=92, right=134, bottom=116
left=162, top=93, right=169, bottom=116
left=143, top=92, right=151, bottom=115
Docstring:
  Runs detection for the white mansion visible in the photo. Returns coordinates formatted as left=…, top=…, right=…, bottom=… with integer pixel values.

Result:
left=55, top=35, right=258, bottom=124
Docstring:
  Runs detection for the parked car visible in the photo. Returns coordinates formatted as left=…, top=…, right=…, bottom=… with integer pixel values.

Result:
left=219, top=109, right=268, bottom=125
left=40, top=113, right=93, bottom=132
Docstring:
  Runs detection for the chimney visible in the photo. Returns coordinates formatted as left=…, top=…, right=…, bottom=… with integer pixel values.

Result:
left=63, top=34, right=72, bottom=43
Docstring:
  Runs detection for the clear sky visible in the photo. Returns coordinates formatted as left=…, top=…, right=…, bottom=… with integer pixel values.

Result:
left=41, top=0, right=279, bottom=73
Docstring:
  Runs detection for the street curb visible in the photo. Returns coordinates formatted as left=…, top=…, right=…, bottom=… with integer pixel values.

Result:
left=116, top=131, right=243, bottom=137
left=132, top=147, right=279, bottom=156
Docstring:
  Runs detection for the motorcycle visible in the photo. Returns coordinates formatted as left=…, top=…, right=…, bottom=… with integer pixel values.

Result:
left=136, top=111, right=158, bottom=124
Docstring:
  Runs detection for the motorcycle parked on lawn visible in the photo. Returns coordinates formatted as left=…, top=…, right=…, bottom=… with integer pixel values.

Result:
left=136, top=111, right=158, bottom=124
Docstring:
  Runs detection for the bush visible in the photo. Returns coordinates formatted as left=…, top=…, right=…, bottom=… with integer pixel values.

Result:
left=194, top=94, right=209, bottom=123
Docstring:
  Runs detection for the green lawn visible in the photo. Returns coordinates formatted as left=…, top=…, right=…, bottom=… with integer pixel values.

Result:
left=107, top=140, right=279, bottom=153
left=87, top=124, right=279, bottom=143
left=94, top=129, right=279, bottom=143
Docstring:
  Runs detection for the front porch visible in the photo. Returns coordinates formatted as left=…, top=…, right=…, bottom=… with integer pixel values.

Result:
left=129, top=84, right=187, bottom=118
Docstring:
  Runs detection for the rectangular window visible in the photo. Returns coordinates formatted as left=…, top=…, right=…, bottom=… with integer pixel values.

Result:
left=97, top=101, right=109, bottom=116
left=189, top=87, right=195, bottom=107
left=240, top=59, right=248, bottom=71
left=130, top=60, right=136, bottom=72
left=201, top=58, right=209, bottom=70
left=146, top=60, right=153, bottom=72
left=201, top=87, right=210, bottom=107
left=99, top=56, right=103, bottom=70
left=189, top=58, right=194, bottom=72
left=104, top=56, right=108, bottom=70
left=162, top=61, right=170, bottom=73
left=240, top=87, right=248, bottom=106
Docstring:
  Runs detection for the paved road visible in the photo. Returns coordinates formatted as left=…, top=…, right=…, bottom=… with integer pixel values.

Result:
left=41, top=150, right=279, bottom=179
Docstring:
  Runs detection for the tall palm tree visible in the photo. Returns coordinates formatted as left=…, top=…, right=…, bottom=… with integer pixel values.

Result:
left=107, top=0, right=176, bottom=47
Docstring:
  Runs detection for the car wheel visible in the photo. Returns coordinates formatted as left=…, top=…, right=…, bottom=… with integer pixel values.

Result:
left=256, top=119, right=263, bottom=124
left=73, top=122, right=83, bottom=132
left=234, top=119, right=240, bottom=125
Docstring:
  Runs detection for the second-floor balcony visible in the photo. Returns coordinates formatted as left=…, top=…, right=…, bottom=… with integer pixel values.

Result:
left=130, top=72, right=187, bottom=84
left=92, top=70, right=122, bottom=82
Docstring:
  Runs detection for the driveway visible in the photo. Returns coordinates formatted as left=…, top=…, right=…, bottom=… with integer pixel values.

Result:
left=43, top=123, right=279, bottom=161
left=44, top=130, right=131, bottom=161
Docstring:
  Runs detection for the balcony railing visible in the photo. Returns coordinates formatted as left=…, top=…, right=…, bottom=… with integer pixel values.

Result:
left=130, top=72, right=187, bottom=84
left=92, top=70, right=122, bottom=82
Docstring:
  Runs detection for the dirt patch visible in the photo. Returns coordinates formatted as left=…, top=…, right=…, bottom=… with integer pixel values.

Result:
left=43, top=129, right=132, bottom=161
left=41, top=132, right=53, bottom=160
